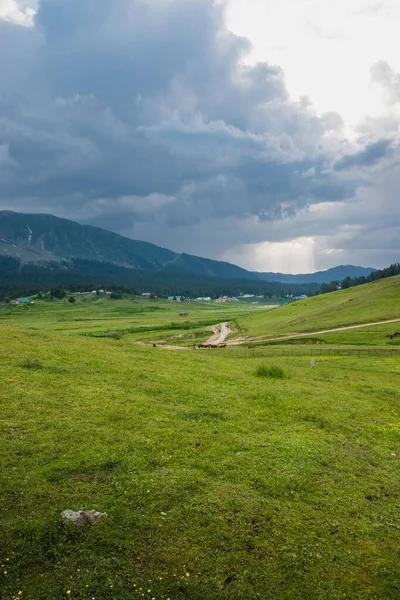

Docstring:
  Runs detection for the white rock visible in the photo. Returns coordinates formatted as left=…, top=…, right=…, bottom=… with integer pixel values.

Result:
left=61, top=509, right=107, bottom=526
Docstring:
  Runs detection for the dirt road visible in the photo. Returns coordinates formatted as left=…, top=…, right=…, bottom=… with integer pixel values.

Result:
left=136, top=322, right=232, bottom=350
left=205, top=322, right=232, bottom=345
left=227, top=317, right=400, bottom=345
left=138, top=317, right=400, bottom=350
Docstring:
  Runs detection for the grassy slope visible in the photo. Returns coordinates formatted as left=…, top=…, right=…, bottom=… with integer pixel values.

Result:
left=1, top=327, right=400, bottom=599
left=1, top=285, right=400, bottom=599
left=234, top=275, right=400, bottom=340
left=315, top=323, right=400, bottom=347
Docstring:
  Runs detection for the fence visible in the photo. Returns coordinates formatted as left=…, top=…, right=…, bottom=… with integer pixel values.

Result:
left=232, top=347, right=400, bottom=359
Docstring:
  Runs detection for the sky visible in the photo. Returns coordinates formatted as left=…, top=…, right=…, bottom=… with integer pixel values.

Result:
left=0, top=0, right=399, bottom=273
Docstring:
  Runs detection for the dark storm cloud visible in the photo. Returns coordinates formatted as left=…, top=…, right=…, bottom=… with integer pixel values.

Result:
left=333, top=139, right=393, bottom=170
left=0, top=0, right=397, bottom=264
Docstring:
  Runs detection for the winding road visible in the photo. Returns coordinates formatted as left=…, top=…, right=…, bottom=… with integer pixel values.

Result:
left=141, top=317, right=400, bottom=350
left=227, top=317, right=400, bottom=345
left=205, top=322, right=232, bottom=345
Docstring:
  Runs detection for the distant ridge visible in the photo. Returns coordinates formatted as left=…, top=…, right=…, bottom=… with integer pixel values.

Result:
left=0, top=210, right=374, bottom=284
left=254, top=265, right=376, bottom=284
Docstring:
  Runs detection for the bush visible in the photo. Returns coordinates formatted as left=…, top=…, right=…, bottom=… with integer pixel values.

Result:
left=256, top=365, right=286, bottom=379
left=68, top=296, right=76, bottom=304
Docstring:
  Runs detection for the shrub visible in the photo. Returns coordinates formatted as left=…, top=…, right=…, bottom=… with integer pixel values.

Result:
left=256, top=365, right=286, bottom=379
left=68, top=296, right=76, bottom=304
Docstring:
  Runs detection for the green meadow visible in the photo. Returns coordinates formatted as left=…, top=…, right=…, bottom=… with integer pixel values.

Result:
left=233, top=275, right=400, bottom=341
left=0, top=296, right=257, bottom=340
left=1, top=281, right=400, bottom=599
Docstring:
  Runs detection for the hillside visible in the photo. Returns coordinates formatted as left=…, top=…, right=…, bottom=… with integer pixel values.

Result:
left=235, top=274, right=400, bottom=339
left=0, top=256, right=321, bottom=301
left=1, top=296, right=400, bottom=598
left=0, top=211, right=374, bottom=286
left=0, top=210, right=256, bottom=280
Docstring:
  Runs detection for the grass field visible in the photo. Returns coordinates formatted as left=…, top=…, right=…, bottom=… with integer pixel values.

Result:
left=233, top=275, right=400, bottom=342
left=1, top=282, right=400, bottom=599
left=0, top=297, right=263, bottom=343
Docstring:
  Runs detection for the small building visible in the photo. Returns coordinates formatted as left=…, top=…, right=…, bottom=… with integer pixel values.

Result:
left=196, top=297, right=211, bottom=302
left=17, top=297, right=32, bottom=304
left=179, top=312, right=189, bottom=317
left=141, top=293, right=152, bottom=298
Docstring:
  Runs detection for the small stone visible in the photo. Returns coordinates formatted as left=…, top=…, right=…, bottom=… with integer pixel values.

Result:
left=61, top=509, right=107, bottom=526
left=160, top=512, right=167, bottom=517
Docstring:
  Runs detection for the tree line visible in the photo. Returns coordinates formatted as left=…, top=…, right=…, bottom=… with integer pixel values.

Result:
left=318, top=263, right=400, bottom=294
left=0, top=256, right=319, bottom=301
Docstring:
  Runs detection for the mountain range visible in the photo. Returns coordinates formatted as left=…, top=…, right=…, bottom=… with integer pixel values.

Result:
left=254, top=266, right=377, bottom=284
left=0, top=210, right=375, bottom=284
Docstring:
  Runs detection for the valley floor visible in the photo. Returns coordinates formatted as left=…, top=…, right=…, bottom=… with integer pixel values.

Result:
left=0, top=289, right=399, bottom=599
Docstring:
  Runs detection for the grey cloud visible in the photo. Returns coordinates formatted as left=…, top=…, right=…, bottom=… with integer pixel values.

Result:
left=0, top=1, right=346, bottom=216
left=333, top=139, right=393, bottom=170
left=0, top=0, right=398, bottom=269
left=371, top=61, right=400, bottom=104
